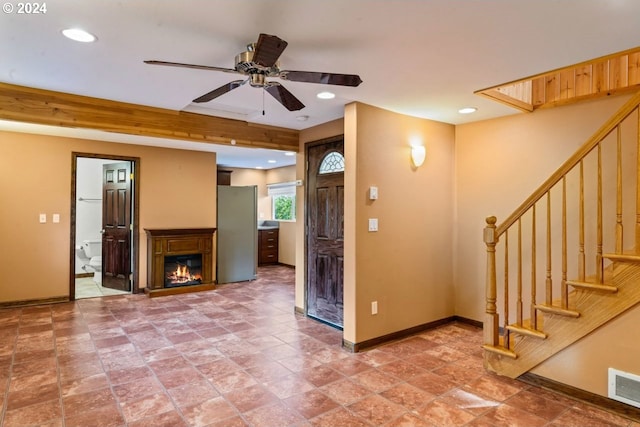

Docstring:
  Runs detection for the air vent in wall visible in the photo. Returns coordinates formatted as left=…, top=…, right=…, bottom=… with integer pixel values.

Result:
left=608, top=368, right=640, bottom=408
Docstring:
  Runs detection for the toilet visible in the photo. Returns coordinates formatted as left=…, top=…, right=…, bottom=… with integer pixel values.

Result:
left=75, top=238, right=103, bottom=285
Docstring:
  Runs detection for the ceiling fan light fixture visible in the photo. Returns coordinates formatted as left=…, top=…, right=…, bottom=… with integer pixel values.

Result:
left=62, top=28, right=97, bottom=43
left=317, top=91, right=335, bottom=100
left=458, top=107, right=477, bottom=114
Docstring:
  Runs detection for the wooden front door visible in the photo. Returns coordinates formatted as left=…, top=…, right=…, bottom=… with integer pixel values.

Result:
left=306, top=137, right=345, bottom=328
left=102, top=162, right=132, bottom=291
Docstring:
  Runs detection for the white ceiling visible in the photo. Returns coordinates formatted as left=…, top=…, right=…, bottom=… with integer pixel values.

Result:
left=2, top=0, right=640, bottom=168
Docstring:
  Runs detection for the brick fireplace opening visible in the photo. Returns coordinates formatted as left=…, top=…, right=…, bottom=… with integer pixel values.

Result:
left=144, top=228, right=216, bottom=297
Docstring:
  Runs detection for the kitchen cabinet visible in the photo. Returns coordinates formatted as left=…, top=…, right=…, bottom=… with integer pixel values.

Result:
left=258, top=229, right=279, bottom=265
left=217, top=170, right=232, bottom=186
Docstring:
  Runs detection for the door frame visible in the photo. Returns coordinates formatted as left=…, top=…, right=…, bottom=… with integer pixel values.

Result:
left=69, top=152, right=141, bottom=300
left=304, top=134, right=345, bottom=326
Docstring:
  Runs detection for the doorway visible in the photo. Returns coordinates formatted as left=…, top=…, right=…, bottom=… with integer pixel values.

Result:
left=70, top=153, right=140, bottom=300
left=305, top=136, right=345, bottom=328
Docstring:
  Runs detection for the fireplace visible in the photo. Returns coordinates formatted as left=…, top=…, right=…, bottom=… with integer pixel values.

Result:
left=145, top=228, right=216, bottom=297
left=164, top=254, right=202, bottom=287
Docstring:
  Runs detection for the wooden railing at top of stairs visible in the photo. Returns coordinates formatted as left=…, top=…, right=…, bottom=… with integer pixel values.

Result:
left=483, top=90, right=640, bottom=360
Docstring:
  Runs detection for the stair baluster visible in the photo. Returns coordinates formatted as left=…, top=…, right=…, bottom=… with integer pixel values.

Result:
left=546, top=191, right=552, bottom=306
left=561, top=177, right=568, bottom=309
left=616, top=126, right=623, bottom=254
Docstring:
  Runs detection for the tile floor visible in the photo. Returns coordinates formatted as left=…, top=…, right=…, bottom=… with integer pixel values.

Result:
left=75, top=277, right=129, bottom=300
left=1, top=265, right=638, bottom=427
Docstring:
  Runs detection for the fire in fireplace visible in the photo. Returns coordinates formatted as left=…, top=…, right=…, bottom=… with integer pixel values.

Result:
left=164, top=254, right=203, bottom=288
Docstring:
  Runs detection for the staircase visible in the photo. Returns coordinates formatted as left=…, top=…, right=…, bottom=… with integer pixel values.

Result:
left=482, top=91, right=640, bottom=378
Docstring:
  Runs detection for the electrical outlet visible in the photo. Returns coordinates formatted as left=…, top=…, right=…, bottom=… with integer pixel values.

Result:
left=368, top=218, right=378, bottom=232
left=371, top=301, right=378, bottom=315
left=52, top=214, right=60, bottom=223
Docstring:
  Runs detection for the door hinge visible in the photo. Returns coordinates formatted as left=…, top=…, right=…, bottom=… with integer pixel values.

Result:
left=130, top=223, right=133, bottom=231
left=130, top=173, right=134, bottom=180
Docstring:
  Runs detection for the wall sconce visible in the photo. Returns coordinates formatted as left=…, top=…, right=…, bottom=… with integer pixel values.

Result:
left=411, top=145, right=426, bottom=168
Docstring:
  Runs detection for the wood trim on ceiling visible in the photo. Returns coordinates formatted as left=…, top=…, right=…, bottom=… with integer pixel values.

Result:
left=476, top=46, right=640, bottom=113
left=0, top=82, right=299, bottom=151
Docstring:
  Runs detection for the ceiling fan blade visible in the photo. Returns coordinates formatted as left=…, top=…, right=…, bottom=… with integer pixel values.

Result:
left=193, top=80, right=246, bottom=103
left=280, top=70, right=363, bottom=87
left=265, top=83, right=305, bottom=111
left=144, top=60, right=239, bottom=74
left=252, top=34, right=288, bottom=68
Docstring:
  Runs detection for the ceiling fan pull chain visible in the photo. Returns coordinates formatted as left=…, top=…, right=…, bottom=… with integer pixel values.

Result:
left=262, top=87, right=265, bottom=116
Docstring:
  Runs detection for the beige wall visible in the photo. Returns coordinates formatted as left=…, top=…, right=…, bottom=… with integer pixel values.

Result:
left=0, top=131, right=217, bottom=303
left=454, top=94, right=639, bottom=397
left=345, top=103, right=456, bottom=343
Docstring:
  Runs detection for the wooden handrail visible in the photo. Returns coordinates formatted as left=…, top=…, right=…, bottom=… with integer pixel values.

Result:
left=496, top=91, right=640, bottom=237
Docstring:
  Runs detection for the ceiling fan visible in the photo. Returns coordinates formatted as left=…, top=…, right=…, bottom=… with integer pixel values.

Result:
left=145, top=33, right=363, bottom=112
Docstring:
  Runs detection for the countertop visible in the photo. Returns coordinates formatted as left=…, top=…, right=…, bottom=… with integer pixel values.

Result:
left=257, top=221, right=279, bottom=231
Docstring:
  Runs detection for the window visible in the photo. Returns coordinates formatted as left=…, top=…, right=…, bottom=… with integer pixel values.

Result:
left=319, top=151, right=345, bottom=174
left=268, top=181, right=296, bottom=221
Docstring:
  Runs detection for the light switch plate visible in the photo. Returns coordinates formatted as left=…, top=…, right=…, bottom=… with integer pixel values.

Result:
left=369, top=186, right=378, bottom=200
left=368, top=218, right=378, bottom=232
left=39, top=213, right=46, bottom=224
left=52, top=214, right=60, bottom=223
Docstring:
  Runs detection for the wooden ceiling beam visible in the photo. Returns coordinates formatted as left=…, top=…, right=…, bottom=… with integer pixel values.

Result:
left=0, top=82, right=299, bottom=151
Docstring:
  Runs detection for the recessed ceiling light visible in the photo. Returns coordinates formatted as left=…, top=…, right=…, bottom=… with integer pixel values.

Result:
left=255, top=166, right=263, bottom=170
left=62, top=28, right=97, bottom=43
left=284, top=151, right=296, bottom=156
left=296, top=115, right=309, bottom=121
left=317, top=91, right=335, bottom=100
left=458, top=107, right=477, bottom=114
left=267, top=160, right=277, bottom=164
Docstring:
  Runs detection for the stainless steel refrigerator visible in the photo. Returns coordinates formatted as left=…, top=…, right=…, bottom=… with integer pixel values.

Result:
left=217, top=185, right=258, bottom=283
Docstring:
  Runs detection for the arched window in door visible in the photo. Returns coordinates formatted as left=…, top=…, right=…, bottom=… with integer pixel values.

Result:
left=318, top=151, right=345, bottom=174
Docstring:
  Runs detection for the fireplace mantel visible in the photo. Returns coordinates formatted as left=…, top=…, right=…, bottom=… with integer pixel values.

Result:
left=144, top=228, right=216, bottom=297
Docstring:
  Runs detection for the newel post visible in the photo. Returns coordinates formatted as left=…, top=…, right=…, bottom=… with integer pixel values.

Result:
left=483, top=216, right=499, bottom=347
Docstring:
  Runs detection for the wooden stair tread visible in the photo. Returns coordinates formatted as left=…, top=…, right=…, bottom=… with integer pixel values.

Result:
left=534, top=304, right=580, bottom=318
left=482, top=344, right=517, bottom=359
left=506, top=324, right=547, bottom=339
left=604, top=253, right=640, bottom=263
left=565, top=280, right=618, bottom=293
